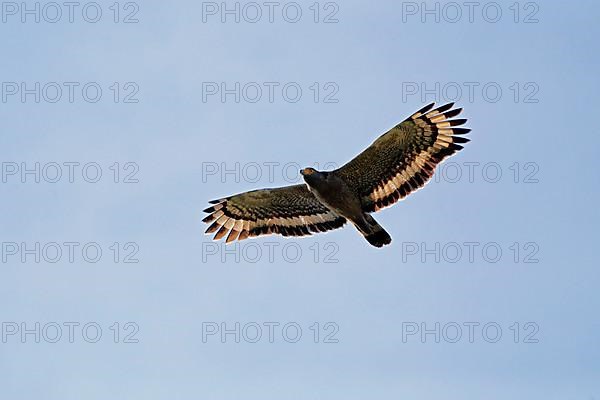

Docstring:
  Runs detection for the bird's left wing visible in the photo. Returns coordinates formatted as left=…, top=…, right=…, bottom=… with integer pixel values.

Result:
left=335, top=102, right=470, bottom=212
left=203, top=184, right=346, bottom=243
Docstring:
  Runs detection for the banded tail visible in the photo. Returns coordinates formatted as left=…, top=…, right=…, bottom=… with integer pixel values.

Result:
left=355, top=213, right=392, bottom=248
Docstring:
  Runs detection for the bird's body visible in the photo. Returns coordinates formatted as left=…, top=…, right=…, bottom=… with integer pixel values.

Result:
left=203, top=102, right=470, bottom=247
left=302, top=170, right=360, bottom=218
left=301, top=168, right=391, bottom=247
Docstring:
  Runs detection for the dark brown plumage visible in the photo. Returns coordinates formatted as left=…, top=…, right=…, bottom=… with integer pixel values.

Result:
left=203, top=102, right=470, bottom=247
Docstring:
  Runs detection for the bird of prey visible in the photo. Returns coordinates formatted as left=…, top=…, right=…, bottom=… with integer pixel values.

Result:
left=203, top=102, right=469, bottom=247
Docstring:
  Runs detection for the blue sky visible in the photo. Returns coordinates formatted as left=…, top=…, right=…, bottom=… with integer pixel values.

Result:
left=1, top=0, right=598, bottom=398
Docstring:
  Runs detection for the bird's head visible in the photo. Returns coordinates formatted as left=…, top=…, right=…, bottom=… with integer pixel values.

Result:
left=300, top=167, right=318, bottom=176
left=300, top=167, right=326, bottom=185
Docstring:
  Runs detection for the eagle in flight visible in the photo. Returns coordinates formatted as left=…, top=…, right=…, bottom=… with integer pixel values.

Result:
left=203, top=103, right=470, bottom=247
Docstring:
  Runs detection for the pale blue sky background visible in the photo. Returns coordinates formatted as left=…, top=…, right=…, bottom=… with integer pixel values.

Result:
left=1, top=1, right=598, bottom=399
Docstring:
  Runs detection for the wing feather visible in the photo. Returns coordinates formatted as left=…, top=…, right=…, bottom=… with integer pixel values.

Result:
left=203, top=184, right=346, bottom=242
left=335, top=102, right=470, bottom=212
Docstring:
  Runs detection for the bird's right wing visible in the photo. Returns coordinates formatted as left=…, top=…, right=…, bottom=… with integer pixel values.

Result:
left=335, top=102, right=470, bottom=212
left=203, top=184, right=346, bottom=243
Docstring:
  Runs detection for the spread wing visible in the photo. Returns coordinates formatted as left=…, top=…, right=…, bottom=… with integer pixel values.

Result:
left=335, top=102, right=470, bottom=212
left=203, top=184, right=346, bottom=243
